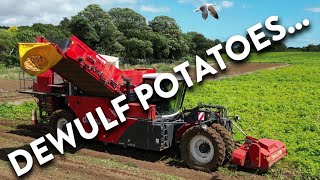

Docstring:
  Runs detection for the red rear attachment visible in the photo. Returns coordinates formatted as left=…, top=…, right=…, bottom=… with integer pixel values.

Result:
left=232, top=136, right=287, bottom=171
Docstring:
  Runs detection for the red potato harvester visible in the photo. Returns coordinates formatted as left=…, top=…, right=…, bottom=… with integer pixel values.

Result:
left=18, top=35, right=287, bottom=172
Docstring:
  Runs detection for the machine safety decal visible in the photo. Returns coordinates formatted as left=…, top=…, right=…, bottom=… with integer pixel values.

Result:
left=198, top=112, right=205, bottom=121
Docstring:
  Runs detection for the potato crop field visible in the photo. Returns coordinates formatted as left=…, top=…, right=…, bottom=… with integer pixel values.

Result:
left=184, top=52, right=320, bottom=178
left=0, top=52, right=319, bottom=179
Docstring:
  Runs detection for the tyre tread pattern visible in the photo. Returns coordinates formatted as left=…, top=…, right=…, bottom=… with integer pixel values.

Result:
left=180, top=126, right=226, bottom=172
left=211, top=124, right=234, bottom=166
left=49, top=109, right=75, bottom=138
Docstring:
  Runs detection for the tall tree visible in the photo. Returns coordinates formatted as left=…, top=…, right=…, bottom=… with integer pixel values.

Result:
left=185, top=31, right=219, bottom=58
left=0, top=29, right=16, bottom=53
left=108, top=8, right=154, bottom=59
left=69, top=15, right=100, bottom=48
left=59, top=17, right=72, bottom=37
left=75, top=4, right=125, bottom=55
left=108, top=8, right=149, bottom=37
left=16, top=28, right=41, bottom=43
left=152, top=34, right=170, bottom=60
left=125, top=38, right=153, bottom=58
left=149, top=16, right=189, bottom=59
left=0, top=29, right=18, bottom=66
left=31, top=23, right=67, bottom=42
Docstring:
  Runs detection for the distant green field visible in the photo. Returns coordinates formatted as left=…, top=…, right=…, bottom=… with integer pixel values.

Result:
left=184, top=52, right=320, bottom=179
left=0, top=64, right=21, bottom=80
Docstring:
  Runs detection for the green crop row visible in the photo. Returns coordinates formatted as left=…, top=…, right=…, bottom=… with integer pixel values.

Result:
left=0, top=102, right=37, bottom=120
left=184, top=52, right=320, bottom=179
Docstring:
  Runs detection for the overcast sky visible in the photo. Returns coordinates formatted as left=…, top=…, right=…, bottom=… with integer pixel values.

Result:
left=0, top=0, right=319, bottom=47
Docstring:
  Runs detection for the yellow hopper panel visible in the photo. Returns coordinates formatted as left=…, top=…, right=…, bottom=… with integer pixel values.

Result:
left=19, top=43, right=63, bottom=76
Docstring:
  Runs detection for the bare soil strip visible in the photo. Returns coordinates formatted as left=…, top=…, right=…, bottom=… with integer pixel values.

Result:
left=0, top=118, right=268, bottom=180
left=188, top=63, right=288, bottom=80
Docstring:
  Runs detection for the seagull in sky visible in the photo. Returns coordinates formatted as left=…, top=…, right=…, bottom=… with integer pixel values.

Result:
left=194, top=3, right=219, bottom=20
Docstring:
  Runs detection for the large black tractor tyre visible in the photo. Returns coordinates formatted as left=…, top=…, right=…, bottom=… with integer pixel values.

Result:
left=49, top=109, right=76, bottom=137
left=211, top=124, right=234, bottom=166
left=180, top=126, right=226, bottom=172
left=48, top=109, right=82, bottom=152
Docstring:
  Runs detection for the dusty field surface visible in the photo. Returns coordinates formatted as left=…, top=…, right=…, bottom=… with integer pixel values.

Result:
left=188, top=62, right=288, bottom=80
left=0, top=118, right=269, bottom=180
left=0, top=62, right=288, bottom=179
left=0, top=80, right=33, bottom=103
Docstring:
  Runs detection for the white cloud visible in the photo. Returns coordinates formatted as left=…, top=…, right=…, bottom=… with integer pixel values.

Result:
left=305, top=7, right=320, bottom=13
left=0, top=0, right=139, bottom=26
left=1, top=18, right=17, bottom=25
left=140, top=5, right=170, bottom=13
left=221, top=1, right=234, bottom=8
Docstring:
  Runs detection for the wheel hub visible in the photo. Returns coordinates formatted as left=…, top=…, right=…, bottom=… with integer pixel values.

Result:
left=189, top=135, right=214, bottom=164
left=199, top=142, right=210, bottom=153
left=57, top=118, right=69, bottom=133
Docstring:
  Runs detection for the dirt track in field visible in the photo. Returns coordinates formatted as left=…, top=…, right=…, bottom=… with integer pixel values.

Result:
left=0, top=119, right=268, bottom=180
left=0, top=79, right=33, bottom=104
left=187, top=62, right=288, bottom=81
left=0, top=63, right=288, bottom=179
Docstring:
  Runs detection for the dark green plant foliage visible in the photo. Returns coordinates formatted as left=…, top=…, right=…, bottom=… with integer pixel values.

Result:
left=184, top=52, right=320, bottom=178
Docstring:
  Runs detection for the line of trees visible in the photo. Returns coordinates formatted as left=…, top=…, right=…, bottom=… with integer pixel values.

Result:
left=0, top=4, right=219, bottom=67
left=0, top=4, right=319, bottom=67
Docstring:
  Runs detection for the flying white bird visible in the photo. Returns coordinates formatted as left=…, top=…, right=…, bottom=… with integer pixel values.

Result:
left=194, top=4, right=219, bottom=20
